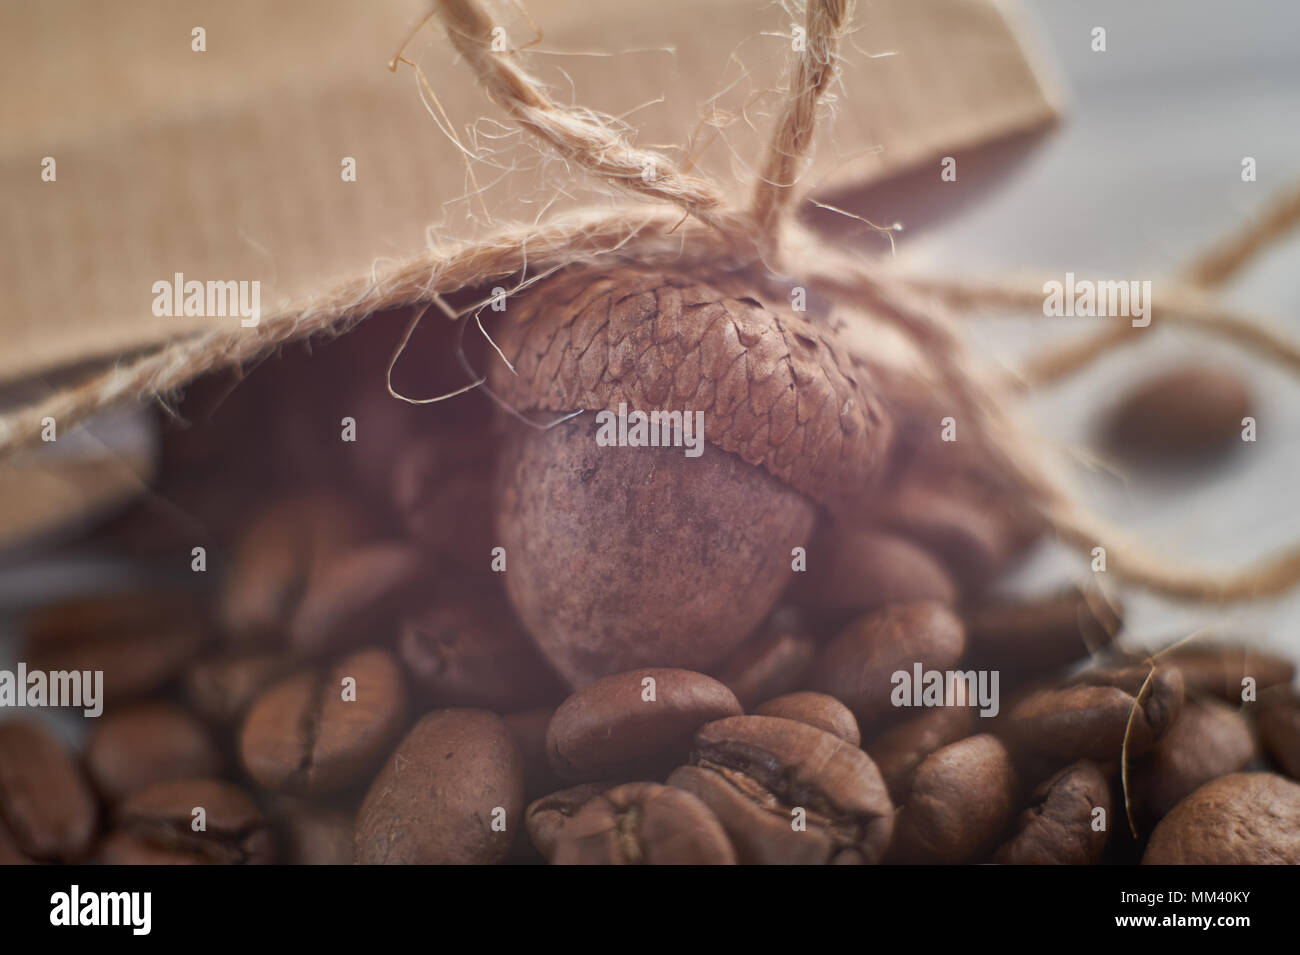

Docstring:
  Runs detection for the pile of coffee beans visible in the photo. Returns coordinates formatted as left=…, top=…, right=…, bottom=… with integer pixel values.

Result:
left=1, top=338, right=1296, bottom=865
left=3, top=542, right=1298, bottom=865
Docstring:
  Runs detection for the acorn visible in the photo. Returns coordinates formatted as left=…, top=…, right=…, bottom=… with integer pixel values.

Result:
left=489, top=266, right=893, bottom=686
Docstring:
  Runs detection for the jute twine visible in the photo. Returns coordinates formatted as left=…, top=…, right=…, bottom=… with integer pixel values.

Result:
left=4, top=0, right=1300, bottom=603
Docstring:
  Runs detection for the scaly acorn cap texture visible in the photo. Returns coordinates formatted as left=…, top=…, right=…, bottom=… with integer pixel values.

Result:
left=487, top=266, right=894, bottom=512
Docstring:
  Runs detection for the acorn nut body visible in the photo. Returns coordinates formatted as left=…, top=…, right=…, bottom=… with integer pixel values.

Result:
left=489, top=267, right=892, bottom=687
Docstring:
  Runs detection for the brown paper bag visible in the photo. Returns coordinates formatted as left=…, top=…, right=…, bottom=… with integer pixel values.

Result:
left=0, top=0, right=1060, bottom=546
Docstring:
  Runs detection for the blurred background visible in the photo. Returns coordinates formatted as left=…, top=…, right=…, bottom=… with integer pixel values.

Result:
left=909, top=0, right=1300, bottom=659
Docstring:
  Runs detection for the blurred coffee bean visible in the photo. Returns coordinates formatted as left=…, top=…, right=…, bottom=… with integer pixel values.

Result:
left=290, top=542, right=426, bottom=656
left=1164, top=644, right=1295, bottom=703
left=222, top=491, right=371, bottom=644
left=1102, top=365, right=1251, bottom=463
left=240, top=648, right=409, bottom=796
left=262, top=351, right=366, bottom=491
left=868, top=484, right=1018, bottom=590
left=355, top=709, right=524, bottom=864
left=993, top=761, right=1110, bottom=865
left=185, top=651, right=287, bottom=726
left=95, top=373, right=274, bottom=556
left=789, top=527, right=956, bottom=617
left=0, top=816, right=33, bottom=864
left=503, top=708, right=563, bottom=801
left=399, top=586, right=564, bottom=710
left=116, top=779, right=274, bottom=864
left=288, top=303, right=487, bottom=497
left=1258, top=697, right=1300, bottom=780
left=86, top=702, right=223, bottom=802
left=811, top=603, right=965, bottom=730
left=525, top=783, right=612, bottom=861
left=22, top=591, right=207, bottom=704
left=393, top=433, right=496, bottom=571
left=946, top=471, right=1047, bottom=564
left=22, top=588, right=196, bottom=637
left=871, top=385, right=1046, bottom=548
left=95, top=830, right=210, bottom=865
left=865, top=705, right=977, bottom=804
left=546, top=668, right=742, bottom=783
left=1135, top=698, right=1256, bottom=821
left=551, top=782, right=736, bottom=865
left=1142, top=773, right=1300, bottom=865
left=1000, top=664, right=1183, bottom=763
left=669, top=715, right=894, bottom=865
left=712, top=614, right=817, bottom=710
left=891, top=734, right=1018, bottom=864
left=265, top=797, right=355, bottom=865
left=257, top=304, right=492, bottom=492
left=346, top=385, right=426, bottom=505
left=754, top=692, right=860, bottom=746
left=962, top=588, right=1120, bottom=681
left=0, top=721, right=96, bottom=862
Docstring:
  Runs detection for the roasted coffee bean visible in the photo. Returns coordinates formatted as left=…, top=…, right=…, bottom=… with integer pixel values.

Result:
left=355, top=709, right=524, bottom=864
left=1134, top=698, right=1256, bottom=820
left=503, top=708, right=564, bottom=801
left=222, top=491, right=370, bottom=644
left=290, top=542, right=426, bottom=656
left=868, top=484, right=1018, bottom=589
left=811, top=603, right=965, bottom=729
left=1142, top=773, right=1300, bottom=865
left=0, top=721, right=97, bottom=862
left=393, top=433, right=496, bottom=571
left=86, top=702, right=223, bottom=802
left=116, top=779, right=275, bottom=865
left=546, top=668, right=742, bottom=782
left=184, top=651, right=287, bottom=726
left=712, top=614, right=817, bottom=710
left=240, top=648, right=409, bottom=796
left=22, top=591, right=207, bottom=703
left=525, top=783, right=612, bottom=860
left=754, top=692, right=860, bottom=746
left=790, top=527, right=956, bottom=617
left=1258, top=698, right=1300, bottom=780
left=669, top=715, right=894, bottom=865
left=1103, top=365, right=1251, bottom=463
left=399, top=589, right=563, bottom=710
left=891, top=734, right=1018, bottom=864
left=962, top=588, right=1120, bottom=681
left=552, top=782, right=736, bottom=865
left=265, top=797, right=355, bottom=865
left=1164, top=644, right=1295, bottom=703
left=1000, top=664, right=1183, bottom=762
left=865, top=705, right=977, bottom=804
left=993, top=761, right=1110, bottom=865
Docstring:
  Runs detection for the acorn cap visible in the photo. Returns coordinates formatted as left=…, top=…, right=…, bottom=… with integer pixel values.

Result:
left=487, top=266, right=893, bottom=511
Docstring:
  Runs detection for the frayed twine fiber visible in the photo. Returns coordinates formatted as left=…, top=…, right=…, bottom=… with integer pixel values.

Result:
left=5, top=0, right=1300, bottom=603
left=899, top=180, right=1300, bottom=389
